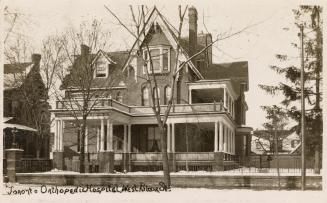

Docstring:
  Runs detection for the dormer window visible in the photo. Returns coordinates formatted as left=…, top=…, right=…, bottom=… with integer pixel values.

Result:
left=94, top=56, right=109, bottom=78
left=143, top=46, right=170, bottom=74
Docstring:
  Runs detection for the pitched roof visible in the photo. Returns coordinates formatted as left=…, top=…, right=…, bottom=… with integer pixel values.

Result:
left=61, top=50, right=129, bottom=89
left=4, top=63, right=32, bottom=74
left=123, top=7, right=204, bottom=80
left=201, top=61, right=249, bottom=94
left=4, top=62, right=33, bottom=90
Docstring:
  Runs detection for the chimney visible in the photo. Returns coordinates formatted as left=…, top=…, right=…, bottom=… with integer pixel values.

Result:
left=32, top=54, right=41, bottom=66
left=81, top=44, right=90, bottom=56
left=188, top=6, right=198, bottom=58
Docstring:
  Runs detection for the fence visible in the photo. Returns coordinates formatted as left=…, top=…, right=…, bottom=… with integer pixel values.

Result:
left=20, top=159, right=52, bottom=173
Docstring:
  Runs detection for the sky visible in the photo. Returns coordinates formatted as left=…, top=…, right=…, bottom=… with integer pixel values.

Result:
left=3, top=0, right=322, bottom=129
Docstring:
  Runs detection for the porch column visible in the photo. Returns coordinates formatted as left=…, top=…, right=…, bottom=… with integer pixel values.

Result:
left=229, top=129, right=232, bottom=154
left=54, top=120, right=58, bottom=151
left=96, top=127, right=100, bottom=151
left=189, top=89, right=192, bottom=104
left=232, top=101, right=235, bottom=118
left=232, top=130, right=234, bottom=154
left=100, top=119, right=104, bottom=151
left=85, top=126, right=88, bottom=153
left=123, top=124, right=130, bottom=172
left=171, top=123, right=175, bottom=152
left=128, top=124, right=131, bottom=152
left=167, top=123, right=171, bottom=152
left=223, top=88, right=227, bottom=109
left=214, top=121, right=218, bottom=152
left=59, top=120, right=64, bottom=151
left=219, top=122, right=223, bottom=152
left=107, top=119, right=113, bottom=151
left=233, top=131, right=235, bottom=154
left=53, top=119, right=64, bottom=170
left=227, top=127, right=230, bottom=153
left=123, top=125, right=127, bottom=153
left=229, top=128, right=231, bottom=154
left=99, top=118, right=114, bottom=173
left=223, top=125, right=227, bottom=153
left=214, top=122, right=224, bottom=171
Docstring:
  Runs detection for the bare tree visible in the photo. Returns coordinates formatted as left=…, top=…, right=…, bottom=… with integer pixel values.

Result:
left=105, top=5, right=262, bottom=187
left=4, top=33, right=50, bottom=158
left=53, top=19, right=123, bottom=173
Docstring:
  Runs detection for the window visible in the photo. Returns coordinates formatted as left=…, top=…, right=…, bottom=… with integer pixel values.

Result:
left=164, top=86, right=171, bottom=105
left=116, top=91, right=123, bottom=103
left=149, top=49, right=161, bottom=71
left=143, top=46, right=170, bottom=74
left=128, top=66, right=135, bottom=81
left=95, top=60, right=108, bottom=78
left=256, top=141, right=261, bottom=149
left=291, top=140, right=299, bottom=148
left=153, top=87, right=160, bottom=105
left=147, top=126, right=161, bottom=152
left=162, top=49, right=169, bottom=71
left=142, top=87, right=149, bottom=106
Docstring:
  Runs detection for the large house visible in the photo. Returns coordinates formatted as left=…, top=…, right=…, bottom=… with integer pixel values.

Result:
left=52, top=7, right=252, bottom=172
left=3, top=54, right=50, bottom=159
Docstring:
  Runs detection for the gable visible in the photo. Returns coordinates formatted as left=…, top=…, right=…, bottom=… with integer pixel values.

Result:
left=142, top=31, right=171, bottom=47
left=4, top=63, right=33, bottom=90
left=122, top=7, right=204, bottom=80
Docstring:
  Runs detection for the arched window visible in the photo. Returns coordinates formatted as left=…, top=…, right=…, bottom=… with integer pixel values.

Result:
left=116, top=91, right=123, bottom=103
left=164, top=86, right=171, bottom=105
left=153, top=87, right=160, bottom=105
left=128, top=66, right=135, bottom=81
left=142, top=87, right=149, bottom=106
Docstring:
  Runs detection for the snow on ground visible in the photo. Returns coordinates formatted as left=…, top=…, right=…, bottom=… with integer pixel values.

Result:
left=35, top=167, right=321, bottom=176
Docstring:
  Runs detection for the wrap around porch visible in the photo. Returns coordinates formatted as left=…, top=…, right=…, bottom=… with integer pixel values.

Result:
left=52, top=116, right=236, bottom=172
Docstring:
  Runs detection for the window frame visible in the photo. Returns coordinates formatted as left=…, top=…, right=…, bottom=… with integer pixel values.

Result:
left=142, top=86, right=150, bottom=106
left=142, top=45, right=170, bottom=74
left=94, top=56, right=110, bottom=78
left=164, top=85, right=171, bottom=105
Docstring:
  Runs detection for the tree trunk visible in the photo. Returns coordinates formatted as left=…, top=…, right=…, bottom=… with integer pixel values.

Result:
left=159, top=126, right=171, bottom=188
left=79, top=120, right=86, bottom=173
left=274, top=130, right=280, bottom=190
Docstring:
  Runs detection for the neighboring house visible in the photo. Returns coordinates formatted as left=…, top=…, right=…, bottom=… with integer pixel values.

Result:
left=3, top=54, right=50, bottom=158
left=52, top=7, right=252, bottom=172
left=252, top=130, right=301, bottom=155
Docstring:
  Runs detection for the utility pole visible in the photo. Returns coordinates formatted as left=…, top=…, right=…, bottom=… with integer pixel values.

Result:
left=299, top=25, right=306, bottom=191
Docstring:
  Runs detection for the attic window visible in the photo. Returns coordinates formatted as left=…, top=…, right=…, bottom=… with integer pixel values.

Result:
left=143, top=46, right=170, bottom=74
left=150, top=22, right=161, bottom=34
left=95, top=60, right=108, bottom=78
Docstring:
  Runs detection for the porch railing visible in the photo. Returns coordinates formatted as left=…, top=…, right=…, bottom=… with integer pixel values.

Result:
left=175, top=152, right=214, bottom=161
left=130, top=102, right=225, bottom=115
left=56, top=98, right=131, bottom=113
left=56, top=99, right=225, bottom=115
left=130, top=152, right=162, bottom=161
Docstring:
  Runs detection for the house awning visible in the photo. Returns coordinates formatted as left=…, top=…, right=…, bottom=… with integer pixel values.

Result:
left=3, top=123, right=38, bottom=132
